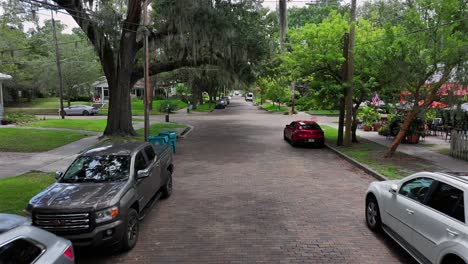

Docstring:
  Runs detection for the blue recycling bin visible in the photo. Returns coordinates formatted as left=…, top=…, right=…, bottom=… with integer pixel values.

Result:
left=159, top=131, right=177, bottom=153
left=148, top=135, right=169, bottom=147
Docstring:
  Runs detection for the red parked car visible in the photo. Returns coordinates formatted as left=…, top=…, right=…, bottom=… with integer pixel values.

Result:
left=283, top=121, right=325, bottom=147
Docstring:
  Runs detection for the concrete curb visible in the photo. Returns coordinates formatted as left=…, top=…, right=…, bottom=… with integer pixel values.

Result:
left=178, top=125, right=194, bottom=139
left=325, top=143, right=389, bottom=182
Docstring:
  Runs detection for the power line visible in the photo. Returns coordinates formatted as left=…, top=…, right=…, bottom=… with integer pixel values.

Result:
left=20, top=0, right=144, bottom=28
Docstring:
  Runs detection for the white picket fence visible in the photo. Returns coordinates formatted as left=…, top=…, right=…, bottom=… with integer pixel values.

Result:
left=450, top=130, right=468, bottom=161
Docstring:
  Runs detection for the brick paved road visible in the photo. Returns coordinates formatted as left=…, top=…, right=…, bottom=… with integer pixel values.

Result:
left=77, top=97, right=415, bottom=263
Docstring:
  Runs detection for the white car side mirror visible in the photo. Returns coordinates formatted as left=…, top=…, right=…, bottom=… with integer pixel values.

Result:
left=390, top=184, right=398, bottom=194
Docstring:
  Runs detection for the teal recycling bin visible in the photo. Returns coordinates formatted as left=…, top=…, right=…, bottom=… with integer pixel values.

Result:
left=159, top=131, right=177, bottom=153
left=148, top=135, right=169, bottom=146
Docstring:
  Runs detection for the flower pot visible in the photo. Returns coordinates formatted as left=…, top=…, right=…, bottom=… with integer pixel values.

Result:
left=372, top=123, right=382, bottom=131
left=405, top=134, right=420, bottom=144
left=363, top=125, right=372, bottom=131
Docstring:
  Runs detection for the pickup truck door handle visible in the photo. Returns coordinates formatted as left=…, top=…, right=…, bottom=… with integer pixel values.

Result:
left=406, top=209, right=414, bottom=215
left=447, top=228, right=459, bottom=237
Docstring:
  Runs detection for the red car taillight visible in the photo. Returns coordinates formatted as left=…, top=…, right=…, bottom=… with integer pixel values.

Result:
left=64, top=245, right=74, bottom=260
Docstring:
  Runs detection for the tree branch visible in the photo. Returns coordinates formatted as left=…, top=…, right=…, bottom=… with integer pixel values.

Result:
left=52, top=0, right=116, bottom=82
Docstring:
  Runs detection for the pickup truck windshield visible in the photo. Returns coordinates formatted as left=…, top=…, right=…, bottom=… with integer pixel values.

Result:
left=60, top=155, right=131, bottom=183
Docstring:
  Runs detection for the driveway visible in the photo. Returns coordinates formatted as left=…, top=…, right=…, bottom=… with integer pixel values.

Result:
left=77, top=97, right=415, bottom=263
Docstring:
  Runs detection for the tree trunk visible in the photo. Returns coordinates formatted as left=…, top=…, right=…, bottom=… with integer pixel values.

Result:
left=104, top=22, right=139, bottom=136
left=351, top=101, right=360, bottom=143
left=337, top=97, right=345, bottom=146
left=385, top=110, right=419, bottom=157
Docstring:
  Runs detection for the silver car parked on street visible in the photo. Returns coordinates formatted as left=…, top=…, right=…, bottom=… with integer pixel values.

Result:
left=366, top=172, right=468, bottom=264
left=0, top=213, right=74, bottom=264
left=59, top=105, right=98, bottom=116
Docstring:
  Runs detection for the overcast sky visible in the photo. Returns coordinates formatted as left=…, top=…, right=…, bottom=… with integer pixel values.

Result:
left=16, top=0, right=322, bottom=34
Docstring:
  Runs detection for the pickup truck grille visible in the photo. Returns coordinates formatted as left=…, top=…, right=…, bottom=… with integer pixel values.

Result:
left=33, top=213, right=91, bottom=232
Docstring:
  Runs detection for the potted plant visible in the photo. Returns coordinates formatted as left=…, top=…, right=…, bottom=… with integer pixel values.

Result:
left=372, top=122, right=382, bottom=131
left=359, top=106, right=379, bottom=132
left=404, top=117, right=424, bottom=144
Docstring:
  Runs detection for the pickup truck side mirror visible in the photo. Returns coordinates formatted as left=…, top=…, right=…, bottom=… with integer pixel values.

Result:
left=55, top=171, right=63, bottom=180
left=137, top=169, right=150, bottom=179
left=389, top=184, right=398, bottom=194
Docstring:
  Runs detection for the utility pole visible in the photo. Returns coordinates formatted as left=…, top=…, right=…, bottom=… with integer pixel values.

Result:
left=344, top=0, right=356, bottom=146
left=291, top=81, right=295, bottom=115
left=51, top=10, right=65, bottom=119
left=143, top=0, right=150, bottom=141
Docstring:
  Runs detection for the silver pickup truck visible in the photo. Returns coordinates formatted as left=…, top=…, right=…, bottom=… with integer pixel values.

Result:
left=26, top=142, right=174, bottom=252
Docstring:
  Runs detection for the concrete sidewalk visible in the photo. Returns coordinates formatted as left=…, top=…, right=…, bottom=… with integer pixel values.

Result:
left=0, top=135, right=100, bottom=179
left=315, top=115, right=468, bottom=171
left=0, top=116, right=189, bottom=178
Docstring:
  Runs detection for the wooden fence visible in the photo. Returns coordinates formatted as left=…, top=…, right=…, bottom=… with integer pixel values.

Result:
left=450, top=130, right=468, bottom=161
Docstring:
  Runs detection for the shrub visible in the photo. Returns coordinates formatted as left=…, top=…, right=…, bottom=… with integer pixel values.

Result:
left=158, top=100, right=179, bottom=113
left=3, top=113, right=37, bottom=124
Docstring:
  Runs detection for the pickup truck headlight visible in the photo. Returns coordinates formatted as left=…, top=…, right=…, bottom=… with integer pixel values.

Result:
left=95, top=206, right=119, bottom=224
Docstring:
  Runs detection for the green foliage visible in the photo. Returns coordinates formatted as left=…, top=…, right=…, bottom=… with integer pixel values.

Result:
left=2, top=112, right=37, bottom=124
left=158, top=100, right=179, bottom=113
left=262, top=104, right=288, bottom=112
left=0, top=172, right=55, bottom=215
left=0, top=20, right=102, bottom=101
left=358, top=106, right=379, bottom=126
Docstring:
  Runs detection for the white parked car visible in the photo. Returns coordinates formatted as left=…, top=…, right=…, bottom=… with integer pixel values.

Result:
left=0, top=214, right=74, bottom=264
left=366, top=172, right=468, bottom=264
left=59, top=105, right=98, bottom=116
left=245, top=92, right=254, bottom=102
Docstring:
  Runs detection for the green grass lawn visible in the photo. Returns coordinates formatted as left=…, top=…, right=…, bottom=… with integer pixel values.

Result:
left=262, top=104, right=289, bottom=112
left=307, top=110, right=340, bottom=116
left=322, top=125, right=438, bottom=179
left=135, top=123, right=187, bottom=141
left=0, top=128, right=88, bottom=152
left=0, top=172, right=55, bottom=215
left=193, top=103, right=215, bottom=112
left=22, top=119, right=143, bottom=132
left=100, top=123, right=188, bottom=143
left=436, top=148, right=450, bottom=155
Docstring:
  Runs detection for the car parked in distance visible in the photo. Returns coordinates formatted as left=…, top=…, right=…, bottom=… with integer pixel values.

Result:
left=283, top=121, right=325, bottom=147
left=245, top=92, right=254, bottom=102
left=221, top=96, right=230, bottom=105
left=215, top=100, right=227, bottom=109
left=0, top=213, right=74, bottom=264
left=59, top=105, right=98, bottom=116
left=26, top=142, right=174, bottom=252
left=366, top=171, right=468, bottom=264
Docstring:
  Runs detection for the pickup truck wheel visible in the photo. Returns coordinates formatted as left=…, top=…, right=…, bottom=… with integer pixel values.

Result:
left=366, top=196, right=382, bottom=232
left=161, top=172, right=173, bottom=199
left=120, top=208, right=139, bottom=251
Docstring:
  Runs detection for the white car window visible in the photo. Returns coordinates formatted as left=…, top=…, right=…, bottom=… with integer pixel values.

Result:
left=399, top=177, right=434, bottom=203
